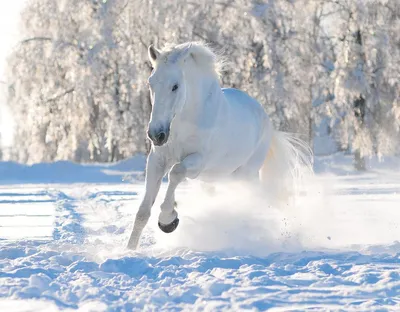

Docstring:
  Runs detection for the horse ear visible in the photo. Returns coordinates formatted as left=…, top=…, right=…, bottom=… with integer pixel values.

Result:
left=148, top=44, right=160, bottom=64
left=171, top=43, right=193, bottom=64
left=180, top=43, right=193, bottom=62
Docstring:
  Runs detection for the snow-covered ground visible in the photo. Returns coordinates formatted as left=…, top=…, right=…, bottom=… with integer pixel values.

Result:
left=0, top=154, right=399, bottom=311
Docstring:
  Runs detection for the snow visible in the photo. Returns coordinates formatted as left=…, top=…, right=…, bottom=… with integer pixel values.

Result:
left=0, top=154, right=399, bottom=310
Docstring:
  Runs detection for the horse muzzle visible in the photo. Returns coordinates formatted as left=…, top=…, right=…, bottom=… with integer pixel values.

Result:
left=147, top=127, right=170, bottom=146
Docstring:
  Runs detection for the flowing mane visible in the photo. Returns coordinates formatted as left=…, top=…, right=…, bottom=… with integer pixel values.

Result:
left=158, top=42, right=224, bottom=78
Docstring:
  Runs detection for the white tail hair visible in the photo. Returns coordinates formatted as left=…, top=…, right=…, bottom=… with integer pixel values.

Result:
left=260, top=130, right=314, bottom=205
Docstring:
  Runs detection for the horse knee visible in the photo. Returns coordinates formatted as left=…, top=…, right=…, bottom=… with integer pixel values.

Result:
left=169, top=164, right=187, bottom=183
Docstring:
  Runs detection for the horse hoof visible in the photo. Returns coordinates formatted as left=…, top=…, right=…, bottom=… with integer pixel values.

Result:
left=158, top=218, right=179, bottom=233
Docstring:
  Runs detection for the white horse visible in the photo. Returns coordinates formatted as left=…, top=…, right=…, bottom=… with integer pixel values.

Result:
left=128, top=42, right=312, bottom=250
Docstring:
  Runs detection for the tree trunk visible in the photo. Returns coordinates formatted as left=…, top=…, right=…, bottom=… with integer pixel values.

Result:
left=354, top=149, right=366, bottom=171
left=353, top=30, right=366, bottom=171
left=353, top=95, right=366, bottom=171
left=308, top=86, right=314, bottom=153
left=308, top=115, right=314, bottom=153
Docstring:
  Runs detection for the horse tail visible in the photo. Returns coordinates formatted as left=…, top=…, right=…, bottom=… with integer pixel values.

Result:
left=260, top=130, right=313, bottom=205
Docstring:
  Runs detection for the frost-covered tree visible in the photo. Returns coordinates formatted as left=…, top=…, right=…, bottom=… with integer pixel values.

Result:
left=6, top=0, right=151, bottom=163
left=330, top=0, right=400, bottom=169
left=4, top=0, right=399, bottom=169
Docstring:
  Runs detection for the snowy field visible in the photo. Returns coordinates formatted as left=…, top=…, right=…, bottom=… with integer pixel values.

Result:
left=0, top=154, right=399, bottom=311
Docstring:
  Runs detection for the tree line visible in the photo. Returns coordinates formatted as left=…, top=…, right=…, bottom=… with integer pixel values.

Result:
left=4, top=0, right=400, bottom=169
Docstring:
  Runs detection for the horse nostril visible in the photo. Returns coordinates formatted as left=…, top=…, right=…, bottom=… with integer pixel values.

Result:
left=156, top=132, right=166, bottom=143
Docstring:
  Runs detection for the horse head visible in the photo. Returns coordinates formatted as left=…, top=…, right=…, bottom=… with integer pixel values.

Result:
left=146, top=43, right=192, bottom=146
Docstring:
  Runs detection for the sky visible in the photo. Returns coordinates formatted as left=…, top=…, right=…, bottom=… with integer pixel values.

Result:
left=0, top=0, right=26, bottom=146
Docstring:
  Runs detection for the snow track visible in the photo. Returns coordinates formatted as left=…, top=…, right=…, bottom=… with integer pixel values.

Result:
left=0, top=160, right=399, bottom=311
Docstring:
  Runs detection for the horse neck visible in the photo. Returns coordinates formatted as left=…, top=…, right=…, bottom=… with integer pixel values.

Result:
left=180, top=71, right=224, bottom=122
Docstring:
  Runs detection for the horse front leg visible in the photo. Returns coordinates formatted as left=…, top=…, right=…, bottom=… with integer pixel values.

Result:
left=127, top=152, right=166, bottom=250
left=158, top=153, right=203, bottom=233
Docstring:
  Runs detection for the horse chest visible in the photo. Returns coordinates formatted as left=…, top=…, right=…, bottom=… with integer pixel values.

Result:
left=161, top=131, right=204, bottom=164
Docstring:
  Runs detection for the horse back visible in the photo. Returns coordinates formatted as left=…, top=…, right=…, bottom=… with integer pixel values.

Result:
left=195, top=88, right=269, bottom=178
left=221, top=88, right=267, bottom=131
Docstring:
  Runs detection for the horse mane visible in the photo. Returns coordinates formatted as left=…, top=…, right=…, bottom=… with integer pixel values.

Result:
left=160, top=42, right=224, bottom=78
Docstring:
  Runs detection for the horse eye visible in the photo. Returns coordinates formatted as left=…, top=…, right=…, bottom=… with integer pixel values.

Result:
left=172, top=84, right=178, bottom=92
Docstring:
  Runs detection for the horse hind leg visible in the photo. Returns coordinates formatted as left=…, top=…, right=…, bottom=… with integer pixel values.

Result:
left=233, top=135, right=270, bottom=183
left=232, top=165, right=260, bottom=182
